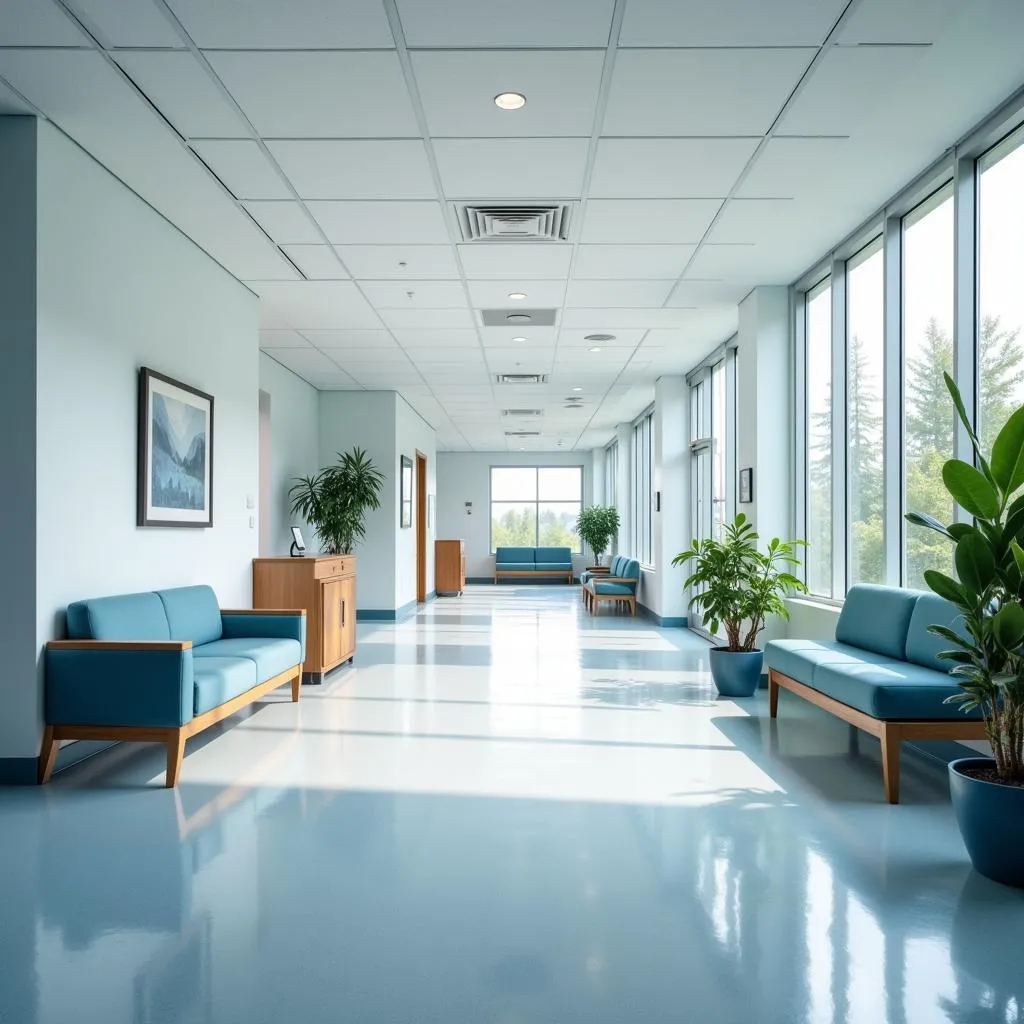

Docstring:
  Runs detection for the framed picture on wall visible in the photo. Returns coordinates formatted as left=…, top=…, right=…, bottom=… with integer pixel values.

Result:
left=400, top=455, right=413, bottom=528
left=738, top=467, right=753, bottom=504
left=138, top=367, right=214, bottom=528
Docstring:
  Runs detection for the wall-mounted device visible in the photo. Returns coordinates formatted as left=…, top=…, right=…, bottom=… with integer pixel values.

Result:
left=465, top=501, right=473, bottom=517
left=290, top=526, right=306, bottom=557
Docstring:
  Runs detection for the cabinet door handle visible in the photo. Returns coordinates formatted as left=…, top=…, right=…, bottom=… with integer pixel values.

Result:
left=341, top=600, right=345, bottom=628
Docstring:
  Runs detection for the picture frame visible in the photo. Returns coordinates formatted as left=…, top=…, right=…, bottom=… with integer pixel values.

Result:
left=738, top=467, right=753, bottom=504
left=400, top=454, right=413, bottom=529
left=138, top=367, right=214, bottom=528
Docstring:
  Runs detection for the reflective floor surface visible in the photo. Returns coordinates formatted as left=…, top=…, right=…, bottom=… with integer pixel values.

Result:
left=1, top=586, right=1021, bottom=1023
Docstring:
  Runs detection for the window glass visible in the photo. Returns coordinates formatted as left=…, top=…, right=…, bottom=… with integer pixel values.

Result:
left=631, top=412, right=654, bottom=565
left=806, top=280, right=833, bottom=596
left=903, top=188, right=955, bottom=589
left=490, top=467, right=582, bottom=552
left=846, top=240, right=885, bottom=584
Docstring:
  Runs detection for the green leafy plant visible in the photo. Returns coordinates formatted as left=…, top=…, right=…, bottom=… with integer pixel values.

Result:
left=575, top=505, right=621, bottom=564
left=906, top=372, right=1024, bottom=783
left=671, top=514, right=808, bottom=651
left=289, top=447, right=385, bottom=555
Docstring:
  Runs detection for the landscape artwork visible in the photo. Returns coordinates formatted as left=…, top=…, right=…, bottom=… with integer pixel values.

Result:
left=138, top=368, right=214, bottom=528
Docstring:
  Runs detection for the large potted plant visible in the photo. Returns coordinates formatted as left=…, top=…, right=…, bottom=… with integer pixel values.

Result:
left=575, top=505, right=621, bottom=567
left=906, top=373, right=1024, bottom=888
left=672, top=514, right=808, bottom=697
left=288, top=447, right=385, bottom=555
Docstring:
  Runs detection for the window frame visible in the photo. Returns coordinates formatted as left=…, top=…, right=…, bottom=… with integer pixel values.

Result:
left=488, top=465, right=584, bottom=554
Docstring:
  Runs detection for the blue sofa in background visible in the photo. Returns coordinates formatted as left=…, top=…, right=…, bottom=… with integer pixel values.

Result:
left=494, top=546, right=574, bottom=583
left=765, top=584, right=986, bottom=803
left=581, top=555, right=640, bottom=616
left=42, top=585, right=306, bottom=788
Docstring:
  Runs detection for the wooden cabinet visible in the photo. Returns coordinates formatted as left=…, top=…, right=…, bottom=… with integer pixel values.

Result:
left=435, top=540, right=465, bottom=596
left=253, top=556, right=357, bottom=683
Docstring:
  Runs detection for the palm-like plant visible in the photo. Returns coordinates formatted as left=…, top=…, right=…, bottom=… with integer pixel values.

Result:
left=672, top=514, right=808, bottom=651
left=906, top=373, right=1024, bottom=783
left=289, top=447, right=385, bottom=555
left=575, top=505, right=621, bottom=564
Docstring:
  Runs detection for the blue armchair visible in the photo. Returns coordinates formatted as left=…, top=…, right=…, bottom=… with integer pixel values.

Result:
left=582, top=556, right=640, bottom=615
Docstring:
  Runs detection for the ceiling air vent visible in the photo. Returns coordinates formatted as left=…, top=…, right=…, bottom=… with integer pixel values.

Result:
left=455, top=203, right=573, bottom=242
left=480, top=308, right=559, bottom=327
left=502, top=409, right=544, bottom=417
left=505, top=430, right=541, bottom=438
left=497, top=373, right=548, bottom=385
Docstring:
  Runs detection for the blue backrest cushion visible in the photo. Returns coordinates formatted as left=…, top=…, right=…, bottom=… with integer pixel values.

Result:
left=156, top=585, right=223, bottom=646
left=496, top=547, right=536, bottom=564
left=835, top=584, right=918, bottom=659
left=620, top=558, right=640, bottom=583
left=535, top=546, right=571, bottom=563
left=905, top=592, right=967, bottom=673
left=66, top=592, right=171, bottom=641
left=610, top=555, right=624, bottom=576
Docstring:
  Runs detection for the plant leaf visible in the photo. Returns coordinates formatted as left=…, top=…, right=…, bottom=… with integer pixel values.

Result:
left=942, top=460, right=1000, bottom=520
left=944, top=372, right=981, bottom=453
left=923, top=570, right=967, bottom=606
left=955, top=533, right=997, bottom=596
left=991, top=603, right=1024, bottom=651
left=905, top=511, right=953, bottom=539
left=990, top=406, right=1024, bottom=496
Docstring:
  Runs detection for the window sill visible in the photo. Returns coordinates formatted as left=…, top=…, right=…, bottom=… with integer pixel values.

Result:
left=787, top=596, right=844, bottom=612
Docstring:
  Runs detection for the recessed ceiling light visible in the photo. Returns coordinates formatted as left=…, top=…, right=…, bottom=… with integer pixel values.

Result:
left=512, top=336, right=527, bottom=342
left=494, top=92, right=526, bottom=110
left=572, top=386, right=583, bottom=392
left=508, top=291, right=527, bottom=300
left=519, top=446, right=526, bottom=451
left=584, top=333, right=616, bottom=342
left=589, top=346, right=602, bottom=353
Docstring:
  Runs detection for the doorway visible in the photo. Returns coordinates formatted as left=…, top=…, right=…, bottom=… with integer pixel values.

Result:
left=416, top=451, right=428, bottom=603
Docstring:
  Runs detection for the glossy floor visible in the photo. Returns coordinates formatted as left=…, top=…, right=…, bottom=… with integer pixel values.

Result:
left=1, top=587, right=1021, bottom=1024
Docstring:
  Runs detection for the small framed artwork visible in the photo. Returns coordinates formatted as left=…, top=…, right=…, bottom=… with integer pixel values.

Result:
left=400, top=454, right=413, bottom=528
left=738, top=467, right=753, bottom=504
left=138, top=367, right=214, bottom=528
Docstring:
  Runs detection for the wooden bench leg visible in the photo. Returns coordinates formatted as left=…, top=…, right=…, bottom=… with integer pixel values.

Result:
left=38, top=725, right=59, bottom=784
left=291, top=670, right=301, bottom=702
left=166, top=730, right=186, bottom=788
left=768, top=671, right=780, bottom=718
left=881, top=724, right=901, bottom=804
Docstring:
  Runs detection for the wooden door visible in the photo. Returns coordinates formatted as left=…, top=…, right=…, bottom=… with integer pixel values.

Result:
left=321, top=580, right=346, bottom=668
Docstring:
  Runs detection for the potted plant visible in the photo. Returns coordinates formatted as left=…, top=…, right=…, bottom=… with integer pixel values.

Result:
left=672, top=514, right=808, bottom=697
left=289, top=447, right=385, bottom=555
left=575, top=505, right=621, bottom=568
left=906, top=373, right=1024, bottom=888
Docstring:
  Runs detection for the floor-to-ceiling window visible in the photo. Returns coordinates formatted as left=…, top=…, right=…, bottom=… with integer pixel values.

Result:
left=490, top=466, right=583, bottom=552
left=605, top=441, right=618, bottom=507
left=805, top=280, right=833, bottom=597
left=631, top=411, right=653, bottom=565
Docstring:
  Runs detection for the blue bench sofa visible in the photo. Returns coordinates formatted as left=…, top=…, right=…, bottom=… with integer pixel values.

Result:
left=765, top=584, right=986, bottom=803
left=494, top=546, right=574, bottom=583
left=581, top=555, right=640, bottom=615
left=42, top=585, right=306, bottom=788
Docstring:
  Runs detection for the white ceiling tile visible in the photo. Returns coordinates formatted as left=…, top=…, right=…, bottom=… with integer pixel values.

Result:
left=346, top=370, right=425, bottom=386
left=561, top=307, right=711, bottom=329
left=573, top=244, right=695, bottom=279
left=737, top=136, right=853, bottom=198
left=192, top=139, right=290, bottom=198
left=559, top=328, right=645, bottom=347
left=0, top=0, right=87, bottom=44
left=234, top=247, right=303, bottom=280
left=566, top=280, right=676, bottom=307
left=466, top=280, right=566, bottom=307
left=308, top=201, right=449, bottom=244
left=412, top=50, right=603, bottom=137
left=252, top=281, right=383, bottom=329
left=408, top=348, right=487, bottom=364
left=391, top=329, right=480, bottom=347
left=338, top=245, right=459, bottom=279
left=379, top=308, right=476, bottom=330
left=590, top=138, right=758, bottom=198
left=281, top=244, right=349, bottom=279
left=620, top=0, right=847, bottom=46
left=457, top=244, right=573, bottom=279
left=604, top=49, right=812, bottom=136
left=580, top=199, right=720, bottom=243
left=685, top=243, right=801, bottom=283
left=115, top=52, right=248, bottom=139
left=838, top=0, right=960, bottom=44
left=480, top=326, right=557, bottom=347
left=300, top=331, right=399, bottom=350
left=260, top=330, right=311, bottom=349
left=206, top=51, right=418, bottom=138
left=707, top=198, right=797, bottom=244
left=395, top=0, right=615, bottom=47
left=68, top=0, right=183, bottom=45
left=360, top=280, right=467, bottom=308
left=267, top=140, right=436, bottom=200
left=0, top=79, right=32, bottom=115
left=165, top=0, right=395, bottom=48
left=262, top=346, right=359, bottom=382
left=243, top=201, right=322, bottom=243
left=433, top=138, right=590, bottom=200
left=666, top=279, right=753, bottom=307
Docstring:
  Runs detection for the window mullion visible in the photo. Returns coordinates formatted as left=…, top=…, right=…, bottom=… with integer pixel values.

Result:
left=883, top=214, right=902, bottom=586
left=953, top=153, right=978, bottom=492
left=831, top=258, right=848, bottom=598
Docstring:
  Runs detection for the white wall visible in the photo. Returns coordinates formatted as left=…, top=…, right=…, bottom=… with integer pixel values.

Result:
left=258, top=352, right=320, bottom=556
left=395, top=395, right=436, bottom=608
left=16, top=122, right=260, bottom=761
left=436, top=451, right=593, bottom=580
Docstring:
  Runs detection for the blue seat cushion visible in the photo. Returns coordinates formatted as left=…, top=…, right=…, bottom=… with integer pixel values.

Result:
left=496, top=562, right=535, bottom=571
left=835, top=584, right=918, bottom=660
left=192, top=657, right=258, bottom=716
left=591, top=582, right=634, bottom=596
left=812, top=658, right=979, bottom=721
left=157, top=586, right=223, bottom=646
left=193, top=638, right=302, bottom=682
left=496, top=547, right=536, bottom=564
left=535, top=547, right=571, bottom=563
left=534, top=561, right=572, bottom=571
left=906, top=593, right=970, bottom=673
left=65, top=592, right=171, bottom=641
left=765, top=639, right=893, bottom=686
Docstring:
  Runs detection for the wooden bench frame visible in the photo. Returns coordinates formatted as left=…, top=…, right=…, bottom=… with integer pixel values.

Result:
left=768, top=668, right=989, bottom=804
left=583, top=577, right=638, bottom=616
left=40, top=609, right=305, bottom=788
left=494, top=567, right=574, bottom=584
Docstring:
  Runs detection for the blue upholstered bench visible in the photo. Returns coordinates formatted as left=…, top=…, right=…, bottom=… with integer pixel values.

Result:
left=494, top=546, right=574, bottom=583
left=42, top=585, right=306, bottom=788
left=581, top=555, right=640, bottom=616
left=765, top=584, right=985, bottom=803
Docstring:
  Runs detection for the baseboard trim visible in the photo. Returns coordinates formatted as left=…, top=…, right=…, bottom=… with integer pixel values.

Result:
left=357, top=600, right=422, bottom=623
left=637, top=604, right=688, bottom=628
left=427, top=590, right=437, bottom=601
left=0, top=738, right=114, bottom=785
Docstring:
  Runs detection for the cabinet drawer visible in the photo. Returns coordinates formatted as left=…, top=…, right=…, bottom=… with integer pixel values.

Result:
left=315, top=557, right=350, bottom=579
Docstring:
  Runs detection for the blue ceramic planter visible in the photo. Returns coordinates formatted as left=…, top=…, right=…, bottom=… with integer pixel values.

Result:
left=948, top=758, right=1024, bottom=888
left=709, top=647, right=763, bottom=698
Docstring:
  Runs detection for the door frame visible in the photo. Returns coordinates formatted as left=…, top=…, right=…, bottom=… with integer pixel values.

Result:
left=415, top=450, right=428, bottom=603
